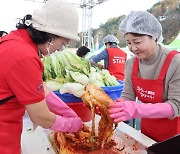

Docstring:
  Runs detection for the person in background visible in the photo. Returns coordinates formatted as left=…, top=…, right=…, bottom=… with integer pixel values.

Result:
left=108, top=11, right=180, bottom=142
left=77, top=45, right=104, bottom=69
left=76, top=45, right=90, bottom=58
left=90, top=35, right=127, bottom=80
left=0, top=0, right=82, bottom=153
left=0, top=31, right=8, bottom=37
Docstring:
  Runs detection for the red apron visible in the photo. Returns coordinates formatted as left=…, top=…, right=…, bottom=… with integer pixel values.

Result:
left=107, top=48, right=127, bottom=80
left=132, top=50, right=180, bottom=142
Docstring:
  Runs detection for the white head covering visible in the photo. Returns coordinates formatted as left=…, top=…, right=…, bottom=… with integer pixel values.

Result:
left=103, top=35, right=119, bottom=44
left=119, top=11, right=163, bottom=42
left=31, top=0, right=79, bottom=41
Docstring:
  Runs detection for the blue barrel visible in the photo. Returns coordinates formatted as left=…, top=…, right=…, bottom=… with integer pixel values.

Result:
left=54, top=80, right=124, bottom=102
left=54, top=92, right=82, bottom=103
left=54, top=81, right=124, bottom=122
left=101, top=80, right=124, bottom=100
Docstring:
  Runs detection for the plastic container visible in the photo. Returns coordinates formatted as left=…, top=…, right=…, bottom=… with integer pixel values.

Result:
left=54, top=81, right=124, bottom=102
left=104, top=88, right=123, bottom=100
left=66, top=102, right=92, bottom=122
left=54, top=91, right=82, bottom=103
left=54, top=92, right=91, bottom=122
left=102, top=81, right=124, bottom=100
left=54, top=81, right=124, bottom=122
left=147, top=134, right=180, bottom=154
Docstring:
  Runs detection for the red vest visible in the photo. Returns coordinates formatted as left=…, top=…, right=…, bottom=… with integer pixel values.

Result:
left=132, top=50, right=180, bottom=142
left=107, top=48, right=127, bottom=80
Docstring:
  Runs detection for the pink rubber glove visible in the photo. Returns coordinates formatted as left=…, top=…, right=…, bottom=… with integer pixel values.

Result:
left=46, top=92, right=83, bottom=132
left=109, top=101, right=174, bottom=122
left=46, top=91, right=78, bottom=117
left=50, top=115, right=82, bottom=132
left=115, top=97, right=126, bottom=102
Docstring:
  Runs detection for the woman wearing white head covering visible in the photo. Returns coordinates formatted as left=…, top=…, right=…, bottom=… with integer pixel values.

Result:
left=90, top=35, right=127, bottom=80
left=108, top=11, right=180, bottom=142
left=0, top=0, right=82, bottom=153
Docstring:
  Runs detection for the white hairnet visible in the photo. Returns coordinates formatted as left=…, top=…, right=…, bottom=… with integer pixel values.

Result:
left=119, top=11, right=163, bottom=42
left=103, top=35, right=119, bottom=44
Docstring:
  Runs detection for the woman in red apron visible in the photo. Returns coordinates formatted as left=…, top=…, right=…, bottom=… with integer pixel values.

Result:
left=90, top=35, right=127, bottom=80
left=108, top=11, right=180, bottom=142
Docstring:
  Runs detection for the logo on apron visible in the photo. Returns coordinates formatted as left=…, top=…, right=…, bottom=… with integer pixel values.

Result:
left=37, top=83, right=44, bottom=93
left=137, top=86, right=155, bottom=99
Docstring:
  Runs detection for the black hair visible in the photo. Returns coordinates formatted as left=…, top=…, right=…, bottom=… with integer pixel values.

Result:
left=0, top=31, right=8, bottom=37
left=76, top=46, right=90, bottom=57
left=16, top=14, right=54, bottom=44
left=105, top=42, right=117, bottom=46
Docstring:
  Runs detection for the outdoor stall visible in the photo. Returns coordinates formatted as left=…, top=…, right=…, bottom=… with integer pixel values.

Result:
left=21, top=49, right=157, bottom=153
left=21, top=49, right=179, bottom=154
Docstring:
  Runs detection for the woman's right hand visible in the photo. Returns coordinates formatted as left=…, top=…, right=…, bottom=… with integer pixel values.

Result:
left=45, top=91, right=83, bottom=132
left=45, top=91, right=79, bottom=117
left=50, top=115, right=83, bottom=133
